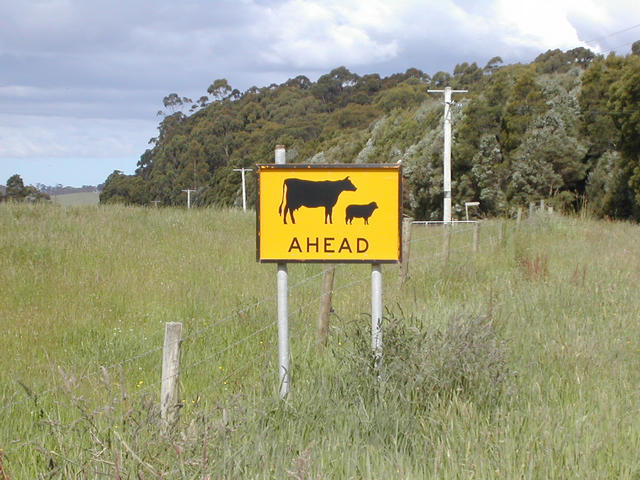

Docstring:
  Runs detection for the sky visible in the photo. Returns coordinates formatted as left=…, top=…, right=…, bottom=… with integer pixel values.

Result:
left=1, top=0, right=639, bottom=188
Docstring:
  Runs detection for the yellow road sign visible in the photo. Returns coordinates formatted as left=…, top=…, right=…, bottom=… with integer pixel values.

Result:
left=257, top=164, right=402, bottom=263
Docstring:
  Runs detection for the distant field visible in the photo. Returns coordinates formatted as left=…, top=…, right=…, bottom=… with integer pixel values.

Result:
left=1, top=203, right=639, bottom=478
left=51, top=191, right=100, bottom=206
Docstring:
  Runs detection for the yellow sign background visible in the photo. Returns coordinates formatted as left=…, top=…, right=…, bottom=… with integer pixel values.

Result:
left=257, top=164, right=401, bottom=263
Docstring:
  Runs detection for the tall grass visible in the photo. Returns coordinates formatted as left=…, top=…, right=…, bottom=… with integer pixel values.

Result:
left=1, top=202, right=639, bottom=478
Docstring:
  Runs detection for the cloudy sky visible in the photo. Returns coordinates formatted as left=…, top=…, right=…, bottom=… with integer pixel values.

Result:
left=1, top=0, right=639, bottom=187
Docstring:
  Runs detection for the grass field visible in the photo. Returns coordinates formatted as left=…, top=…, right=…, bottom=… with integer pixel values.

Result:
left=1, top=202, right=639, bottom=478
left=51, top=191, right=100, bottom=206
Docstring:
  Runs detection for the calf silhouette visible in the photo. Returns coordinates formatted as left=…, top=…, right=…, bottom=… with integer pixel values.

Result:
left=279, top=177, right=357, bottom=224
left=345, top=202, right=378, bottom=225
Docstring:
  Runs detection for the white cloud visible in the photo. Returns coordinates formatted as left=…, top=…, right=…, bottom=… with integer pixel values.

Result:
left=492, top=0, right=625, bottom=52
left=254, top=0, right=400, bottom=67
left=0, top=114, right=156, bottom=159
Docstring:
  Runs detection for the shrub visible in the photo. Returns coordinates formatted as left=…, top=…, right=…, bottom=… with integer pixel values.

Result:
left=342, top=310, right=510, bottom=409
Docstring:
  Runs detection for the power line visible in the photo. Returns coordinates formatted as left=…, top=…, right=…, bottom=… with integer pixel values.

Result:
left=583, top=23, right=640, bottom=45
left=595, top=40, right=638, bottom=56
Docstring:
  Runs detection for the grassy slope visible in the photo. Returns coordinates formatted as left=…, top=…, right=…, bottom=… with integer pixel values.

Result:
left=51, top=191, right=100, bottom=206
left=1, top=203, right=639, bottom=478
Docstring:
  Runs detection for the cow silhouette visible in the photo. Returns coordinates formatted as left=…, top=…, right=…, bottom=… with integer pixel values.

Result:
left=346, top=202, right=378, bottom=224
left=279, top=177, right=357, bottom=224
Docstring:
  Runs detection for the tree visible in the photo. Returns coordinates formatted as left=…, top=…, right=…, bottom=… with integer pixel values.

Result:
left=430, top=71, right=452, bottom=88
left=207, top=79, right=232, bottom=101
left=6, top=174, right=25, bottom=199
left=312, top=66, right=359, bottom=108
left=579, top=54, right=624, bottom=156
left=608, top=54, right=640, bottom=217
left=483, top=56, right=503, bottom=75
left=99, top=170, right=150, bottom=205
left=452, top=62, right=482, bottom=89
left=3, top=174, right=49, bottom=202
left=501, top=66, right=547, bottom=152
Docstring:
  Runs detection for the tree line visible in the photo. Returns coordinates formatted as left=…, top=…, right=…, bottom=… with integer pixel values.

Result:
left=0, top=174, right=50, bottom=203
left=100, top=42, right=640, bottom=220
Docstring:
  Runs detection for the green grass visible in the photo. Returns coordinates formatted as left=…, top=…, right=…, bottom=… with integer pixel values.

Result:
left=1, top=203, right=639, bottom=478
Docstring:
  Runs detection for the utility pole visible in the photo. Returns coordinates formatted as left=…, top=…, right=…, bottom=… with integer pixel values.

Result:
left=233, top=168, right=252, bottom=212
left=181, top=189, right=196, bottom=209
left=428, top=86, right=467, bottom=223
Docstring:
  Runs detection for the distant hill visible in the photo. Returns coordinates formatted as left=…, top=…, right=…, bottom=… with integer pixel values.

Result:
left=37, top=184, right=103, bottom=195
left=1, top=181, right=101, bottom=205
left=51, top=191, right=100, bottom=206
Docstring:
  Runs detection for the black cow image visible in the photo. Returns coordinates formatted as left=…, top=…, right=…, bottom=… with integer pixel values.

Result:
left=345, top=202, right=378, bottom=225
left=279, top=177, right=357, bottom=224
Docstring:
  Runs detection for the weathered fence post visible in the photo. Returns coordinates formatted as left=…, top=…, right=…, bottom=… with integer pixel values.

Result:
left=399, top=217, right=413, bottom=285
left=516, top=208, right=522, bottom=230
left=472, top=221, right=480, bottom=253
left=317, top=264, right=336, bottom=346
left=161, top=322, right=182, bottom=425
left=529, top=202, right=535, bottom=218
left=498, top=221, right=504, bottom=246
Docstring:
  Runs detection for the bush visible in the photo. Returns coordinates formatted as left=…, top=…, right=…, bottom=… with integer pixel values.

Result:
left=342, top=310, right=510, bottom=409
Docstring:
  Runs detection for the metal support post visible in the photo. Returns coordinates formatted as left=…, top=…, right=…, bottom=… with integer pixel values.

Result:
left=277, top=263, right=289, bottom=398
left=371, top=264, right=383, bottom=371
left=275, top=145, right=289, bottom=398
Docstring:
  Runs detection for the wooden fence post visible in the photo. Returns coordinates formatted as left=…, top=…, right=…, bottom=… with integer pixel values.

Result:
left=472, top=221, right=480, bottom=253
left=399, top=217, right=413, bottom=285
left=161, top=322, right=182, bottom=425
left=317, top=265, right=335, bottom=346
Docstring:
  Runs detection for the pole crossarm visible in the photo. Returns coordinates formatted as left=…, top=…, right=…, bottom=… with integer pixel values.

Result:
left=181, top=189, right=196, bottom=209
left=427, top=89, right=469, bottom=93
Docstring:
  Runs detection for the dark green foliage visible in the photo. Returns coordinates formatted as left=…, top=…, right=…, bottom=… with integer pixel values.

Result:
left=534, top=47, right=596, bottom=74
left=2, top=174, right=50, bottom=202
left=99, top=170, right=150, bottom=205
left=580, top=52, right=640, bottom=219
left=100, top=47, right=640, bottom=221
left=6, top=174, right=25, bottom=199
